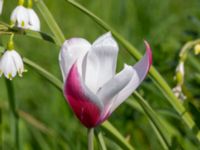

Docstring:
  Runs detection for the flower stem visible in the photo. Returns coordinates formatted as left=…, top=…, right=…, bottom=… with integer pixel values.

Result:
left=5, top=79, right=19, bottom=150
left=7, top=33, right=14, bottom=50
left=88, top=128, right=94, bottom=150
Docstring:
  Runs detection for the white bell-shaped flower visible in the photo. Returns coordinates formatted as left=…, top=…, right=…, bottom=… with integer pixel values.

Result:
left=0, top=50, right=24, bottom=80
left=27, top=8, right=40, bottom=31
left=10, top=5, right=29, bottom=29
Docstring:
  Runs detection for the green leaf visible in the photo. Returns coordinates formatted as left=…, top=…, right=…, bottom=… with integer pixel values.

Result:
left=14, top=28, right=58, bottom=45
left=95, top=131, right=107, bottom=150
left=133, top=92, right=171, bottom=150
left=101, top=121, right=134, bottom=150
left=35, top=0, right=65, bottom=45
left=23, top=57, right=63, bottom=90
left=65, top=0, right=200, bottom=141
left=0, top=23, right=59, bottom=46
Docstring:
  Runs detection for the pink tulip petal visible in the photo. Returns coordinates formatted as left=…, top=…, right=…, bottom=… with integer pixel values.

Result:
left=64, top=63, right=103, bottom=128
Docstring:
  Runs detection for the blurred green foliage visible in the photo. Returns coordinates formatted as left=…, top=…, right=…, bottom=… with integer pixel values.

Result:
left=1, top=0, right=200, bottom=149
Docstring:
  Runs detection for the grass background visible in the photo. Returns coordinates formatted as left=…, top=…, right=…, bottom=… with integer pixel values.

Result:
left=1, top=0, right=200, bottom=149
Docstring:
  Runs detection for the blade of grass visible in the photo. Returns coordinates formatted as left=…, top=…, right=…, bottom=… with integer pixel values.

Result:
left=65, top=0, right=200, bottom=141
left=18, top=110, right=70, bottom=148
left=34, top=0, right=65, bottom=45
left=95, top=130, right=107, bottom=150
left=126, top=98, right=176, bottom=150
left=133, top=92, right=171, bottom=149
left=101, top=121, right=134, bottom=150
left=23, top=57, right=62, bottom=90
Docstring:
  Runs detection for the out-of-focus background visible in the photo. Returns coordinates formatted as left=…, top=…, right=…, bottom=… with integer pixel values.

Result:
left=1, top=0, right=200, bottom=149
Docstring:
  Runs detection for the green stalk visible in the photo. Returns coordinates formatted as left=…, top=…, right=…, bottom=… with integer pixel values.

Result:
left=101, top=122, right=134, bottom=150
left=34, top=0, right=65, bottom=45
left=65, top=0, right=200, bottom=141
left=23, top=57, right=62, bottom=89
left=88, top=128, right=94, bottom=150
left=179, top=39, right=200, bottom=59
left=133, top=92, right=170, bottom=149
left=5, top=80, right=19, bottom=150
left=95, top=131, right=107, bottom=150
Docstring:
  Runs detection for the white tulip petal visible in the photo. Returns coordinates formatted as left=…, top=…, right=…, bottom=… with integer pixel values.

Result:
left=84, top=32, right=119, bottom=93
left=97, top=65, right=133, bottom=106
left=0, top=0, right=3, bottom=15
left=59, top=38, right=91, bottom=81
left=27, top=9, right=40, bottom=31
left=110, top=41, right=152, bottom=113
left=96, top=65, right=133, bottom=119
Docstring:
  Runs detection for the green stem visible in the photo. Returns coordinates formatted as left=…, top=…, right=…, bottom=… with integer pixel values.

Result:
left=179, top=39, right=200, bottom=60
left=96, top=131, right=107, bottom=150
left=88, top=128, right=94, bottom=150
left=23, top=57, right=62, bottom=89
left=133, top=92, right=170, bottom=149
left=35, top=0, right=65, bottom=45
left=5, top=79, right=19, bottom=150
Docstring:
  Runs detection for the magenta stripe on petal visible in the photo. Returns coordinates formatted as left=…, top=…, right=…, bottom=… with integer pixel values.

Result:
left=64, top=63, right=101, bottom=128
left=144, top=40, right=152, bottom=70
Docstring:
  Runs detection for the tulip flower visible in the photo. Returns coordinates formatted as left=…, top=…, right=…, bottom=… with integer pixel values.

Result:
left=59, top=32, right=152, bottom=128
left=0, top=0, right=3, bottom=15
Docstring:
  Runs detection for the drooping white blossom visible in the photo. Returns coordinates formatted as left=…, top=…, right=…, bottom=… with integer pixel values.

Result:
left=0, top=50, right=24, bottom=80
left=10, top=5, right=29, bottom=29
